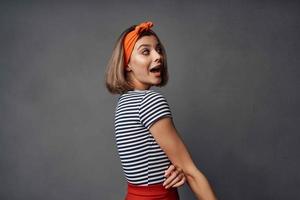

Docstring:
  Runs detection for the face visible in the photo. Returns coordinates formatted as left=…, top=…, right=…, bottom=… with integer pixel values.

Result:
left=126, top=35, right=163, bottom=90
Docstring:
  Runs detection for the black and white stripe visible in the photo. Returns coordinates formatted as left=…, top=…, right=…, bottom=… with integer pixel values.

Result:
left=114, top=90, right=172, bottom=185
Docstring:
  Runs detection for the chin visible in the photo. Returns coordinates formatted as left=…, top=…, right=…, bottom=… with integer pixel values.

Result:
left=148, top=77, right=162, bottom=86
left=153, top=81, right=162, bottom=86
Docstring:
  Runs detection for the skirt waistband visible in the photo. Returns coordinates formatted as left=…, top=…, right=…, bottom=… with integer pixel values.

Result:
left=126, top=182, right=179, bottom=199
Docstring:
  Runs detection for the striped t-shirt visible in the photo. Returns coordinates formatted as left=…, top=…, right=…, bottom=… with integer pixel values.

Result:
left=114, top=89, right=172, bottom=185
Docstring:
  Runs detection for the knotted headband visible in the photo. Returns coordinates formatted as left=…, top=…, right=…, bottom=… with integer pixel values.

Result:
left=123, top=21, right=154, bottom=66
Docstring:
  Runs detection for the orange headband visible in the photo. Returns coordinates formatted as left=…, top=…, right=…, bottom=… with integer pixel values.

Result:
left=123, top=21, right=154, bottom=66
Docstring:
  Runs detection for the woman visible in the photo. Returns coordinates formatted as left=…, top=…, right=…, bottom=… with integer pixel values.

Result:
left=105, top=21, right=218, bottom=200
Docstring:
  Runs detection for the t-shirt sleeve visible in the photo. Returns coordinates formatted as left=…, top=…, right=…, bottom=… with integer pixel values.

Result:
left=139, top=90, right=172, bottom=129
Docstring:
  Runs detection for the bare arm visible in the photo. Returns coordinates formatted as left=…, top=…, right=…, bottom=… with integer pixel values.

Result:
left=150, top=117, right=218, bottom=200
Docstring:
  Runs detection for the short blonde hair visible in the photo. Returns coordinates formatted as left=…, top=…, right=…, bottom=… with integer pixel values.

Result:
left=105, top=25, right=169, bottom=94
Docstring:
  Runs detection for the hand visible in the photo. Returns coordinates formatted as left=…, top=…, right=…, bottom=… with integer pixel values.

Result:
left=163, top=164, right=186, bottom=189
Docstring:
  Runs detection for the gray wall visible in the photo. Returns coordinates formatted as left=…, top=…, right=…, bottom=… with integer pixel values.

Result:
left=1, top=1, right=299, bottom=199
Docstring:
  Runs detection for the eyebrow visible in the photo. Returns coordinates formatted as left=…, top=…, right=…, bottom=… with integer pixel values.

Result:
left=137, top=43, right=160, bottom=50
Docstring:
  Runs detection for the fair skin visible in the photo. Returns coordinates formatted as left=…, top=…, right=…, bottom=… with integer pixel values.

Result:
left=126, top=35, right=163, bottom=90
left=151, top=118, right=217, bottom=200
left=127, top=35, right=218, bottom=199
left=127, top=35, right=186, bottom=189
left=164, top=164, right=186, bottom=189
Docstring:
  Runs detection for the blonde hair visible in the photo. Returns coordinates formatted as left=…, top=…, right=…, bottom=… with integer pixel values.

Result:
left=105, top=25, right=169, bottom=94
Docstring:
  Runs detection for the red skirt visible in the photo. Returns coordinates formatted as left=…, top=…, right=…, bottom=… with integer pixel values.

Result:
left=125, top=182, right=180, bottom=200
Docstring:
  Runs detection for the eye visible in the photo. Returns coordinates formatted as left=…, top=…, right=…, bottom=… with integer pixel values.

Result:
left=141, top=49, right=150, bottom=55
left=156, top=46, right=163, bottom=54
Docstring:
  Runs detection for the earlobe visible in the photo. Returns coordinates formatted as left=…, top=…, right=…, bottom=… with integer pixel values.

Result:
left=126, top=65, right=132, bottom=72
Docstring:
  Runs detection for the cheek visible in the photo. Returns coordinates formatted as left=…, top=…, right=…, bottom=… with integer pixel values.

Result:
left=132, top=56, right=150, bottom=69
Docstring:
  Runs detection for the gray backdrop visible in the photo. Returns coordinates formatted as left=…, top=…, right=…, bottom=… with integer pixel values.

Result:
left=1, top=0, right=299, bottom=199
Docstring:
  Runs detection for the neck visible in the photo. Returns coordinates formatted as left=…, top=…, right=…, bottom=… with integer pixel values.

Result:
left=127, top=74, right=151, bottom=90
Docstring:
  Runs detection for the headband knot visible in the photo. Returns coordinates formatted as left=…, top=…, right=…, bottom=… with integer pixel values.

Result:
left=135, top=21, right=153, bottom=34
left=123, top=21, right=154, bottom=66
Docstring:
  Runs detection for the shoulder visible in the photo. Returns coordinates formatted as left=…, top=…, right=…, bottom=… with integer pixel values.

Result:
left=139, top=90, right=171, bottom=111
left=142, top=90, right=168, bottom=101
left=139, top=90, right=172, bottom=129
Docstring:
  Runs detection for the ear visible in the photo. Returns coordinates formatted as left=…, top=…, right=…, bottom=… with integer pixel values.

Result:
left=125, top=65, right=132, bottom=72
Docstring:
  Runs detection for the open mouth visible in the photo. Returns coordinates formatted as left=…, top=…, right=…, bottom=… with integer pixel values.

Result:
left=150, top=65, right=161, bottom=73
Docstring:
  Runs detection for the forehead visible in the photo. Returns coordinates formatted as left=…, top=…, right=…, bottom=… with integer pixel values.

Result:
left=134, top=35, right=159, bottom=48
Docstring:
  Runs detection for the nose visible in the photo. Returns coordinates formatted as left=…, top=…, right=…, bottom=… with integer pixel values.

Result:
left=153, top=49, right=163, bottom=63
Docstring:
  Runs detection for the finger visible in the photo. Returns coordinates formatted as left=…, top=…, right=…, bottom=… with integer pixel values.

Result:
left=164, top=166, right=183, bottom=186
left=165, top=171, right=181, bottom=188
left=164, top=165, right=175, bottom=177
left=172, top=176, right=186, bottom=188
left=168, top=167, right=182, bottom=180
left=165, top=174, right=182, bottom=189
left=167, top=169, right=185, bottom=188
left=163, top=170, right=178, bottom=186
